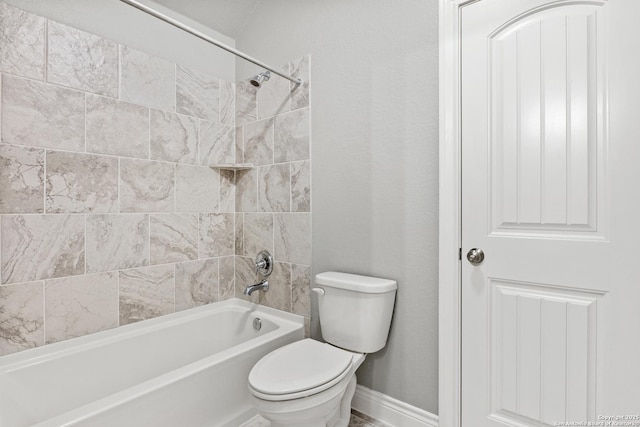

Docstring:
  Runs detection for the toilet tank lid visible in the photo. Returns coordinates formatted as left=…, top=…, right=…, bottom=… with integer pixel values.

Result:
left=315, top=272, right=397, bottom=293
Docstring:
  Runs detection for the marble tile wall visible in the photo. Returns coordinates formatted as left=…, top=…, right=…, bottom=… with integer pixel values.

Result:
left=234, top=56, right=312, bottom=333
left=0, top=2, right=238, bottom=356
left=0, top=1, right=312, bottom=356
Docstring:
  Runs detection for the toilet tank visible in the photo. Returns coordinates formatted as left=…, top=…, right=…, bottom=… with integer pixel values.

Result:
left=314, top=272, right=397, bottom=353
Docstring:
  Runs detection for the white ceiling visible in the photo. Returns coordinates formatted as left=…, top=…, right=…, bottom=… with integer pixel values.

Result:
left=150, top=0, right=262, bottom=39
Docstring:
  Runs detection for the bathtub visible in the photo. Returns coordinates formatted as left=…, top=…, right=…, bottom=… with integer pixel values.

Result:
left=0, top=299, right=304, bottom=427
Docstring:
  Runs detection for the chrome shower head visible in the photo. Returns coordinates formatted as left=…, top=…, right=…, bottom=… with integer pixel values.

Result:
left=250, top=71, right=271, bottom=88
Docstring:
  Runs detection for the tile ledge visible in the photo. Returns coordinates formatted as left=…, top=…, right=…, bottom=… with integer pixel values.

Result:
left=209, top=163, right=254, bottom=171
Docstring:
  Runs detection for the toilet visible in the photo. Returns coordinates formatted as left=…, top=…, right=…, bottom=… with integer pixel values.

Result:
left=247, top=271, right=397, bottom=427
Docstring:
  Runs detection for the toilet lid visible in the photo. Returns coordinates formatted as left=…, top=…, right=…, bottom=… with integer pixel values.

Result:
left=249, top=339, right=353, bottom=396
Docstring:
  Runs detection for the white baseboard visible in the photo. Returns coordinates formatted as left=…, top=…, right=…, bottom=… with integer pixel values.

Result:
left=351, top=385, right=439, bottom=427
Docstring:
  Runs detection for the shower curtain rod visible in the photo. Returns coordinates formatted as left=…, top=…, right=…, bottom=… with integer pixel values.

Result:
left=119, top=0, right=302, bottom=87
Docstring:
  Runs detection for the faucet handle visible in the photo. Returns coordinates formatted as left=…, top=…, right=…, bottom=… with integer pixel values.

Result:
left=255, top=250, right=273, bottom=277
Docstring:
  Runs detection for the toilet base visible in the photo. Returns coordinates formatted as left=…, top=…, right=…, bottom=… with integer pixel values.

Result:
left=335, top=374, right=358, bottom=427
left=251, top=375, right=359, bottom=427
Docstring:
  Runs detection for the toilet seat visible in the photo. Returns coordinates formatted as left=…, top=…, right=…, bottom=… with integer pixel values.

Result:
left=248, top=339, right=354, bottom=401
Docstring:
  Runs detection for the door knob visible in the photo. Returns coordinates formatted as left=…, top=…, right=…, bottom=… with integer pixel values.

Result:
left=466, top=248, right=485, bottom=265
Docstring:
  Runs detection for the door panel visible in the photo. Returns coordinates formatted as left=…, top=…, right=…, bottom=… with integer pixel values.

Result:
left=490, top=281, right=597, bottom=424
left=490, top=7, right=601, bottom=233
left=462, top=0, right=640, bottom=425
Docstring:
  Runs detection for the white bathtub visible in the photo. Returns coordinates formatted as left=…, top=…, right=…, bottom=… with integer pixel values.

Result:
left=0, top=299, right=304, bottom=427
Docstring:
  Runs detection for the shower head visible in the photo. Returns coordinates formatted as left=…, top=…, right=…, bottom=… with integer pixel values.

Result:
left=250, top=71, right=271, bottom=88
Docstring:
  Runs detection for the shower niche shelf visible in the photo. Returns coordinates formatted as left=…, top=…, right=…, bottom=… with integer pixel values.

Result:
left=209, top=163, right=254, bottom=171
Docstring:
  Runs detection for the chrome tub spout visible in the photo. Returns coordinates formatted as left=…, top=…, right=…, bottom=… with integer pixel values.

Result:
left=244, top=279, right=269, bottom=296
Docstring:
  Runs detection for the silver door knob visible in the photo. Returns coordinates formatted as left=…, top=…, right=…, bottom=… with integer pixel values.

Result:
left=466, top=248, right=485, bottom=265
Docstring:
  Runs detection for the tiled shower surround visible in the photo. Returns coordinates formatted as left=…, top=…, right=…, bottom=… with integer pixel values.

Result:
left=0, top=2, right=311, bottom=356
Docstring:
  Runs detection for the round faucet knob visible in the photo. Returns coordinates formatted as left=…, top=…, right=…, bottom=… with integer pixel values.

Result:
left=255, top=250, right=273, bottom=277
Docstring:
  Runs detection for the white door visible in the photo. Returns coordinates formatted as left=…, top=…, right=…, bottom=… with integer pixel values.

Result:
left=461, top=0, right=640, bottom=425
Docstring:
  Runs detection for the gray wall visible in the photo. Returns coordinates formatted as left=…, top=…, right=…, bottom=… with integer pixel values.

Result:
left=236, top=0, right=440, bottom=413
left=3, top=0, right=236, bottom=81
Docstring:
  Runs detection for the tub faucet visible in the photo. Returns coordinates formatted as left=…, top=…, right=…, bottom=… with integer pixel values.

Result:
left=244, top=279, right=269, bottom=296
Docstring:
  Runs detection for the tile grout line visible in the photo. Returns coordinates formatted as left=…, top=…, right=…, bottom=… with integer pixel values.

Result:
left=216, top=257, right=220, bottom=302
left=116, top=269, right=121, bottom=327
left=42, top=280, right=46, bottom=347
left=147, top=215, right=151, bottom=269
left=83, top=214, right=87, bottom=275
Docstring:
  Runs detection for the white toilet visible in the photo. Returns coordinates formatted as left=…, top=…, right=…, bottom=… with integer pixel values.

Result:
left=247, top=271, right=397, bottom=427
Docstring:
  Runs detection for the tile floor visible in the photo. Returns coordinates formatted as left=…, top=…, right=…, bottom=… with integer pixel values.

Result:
left=349, top=409, right=393, bottom=427
left=241, top=409, right=392, bottom=427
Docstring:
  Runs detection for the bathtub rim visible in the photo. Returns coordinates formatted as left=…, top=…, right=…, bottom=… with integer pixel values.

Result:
left=0, top=298, right=303, bottom=372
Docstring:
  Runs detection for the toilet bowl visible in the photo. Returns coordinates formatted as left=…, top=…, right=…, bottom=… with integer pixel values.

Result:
left=249, top=339, right=365, bottom=427
left=247, top=272, right=397, bottom=427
